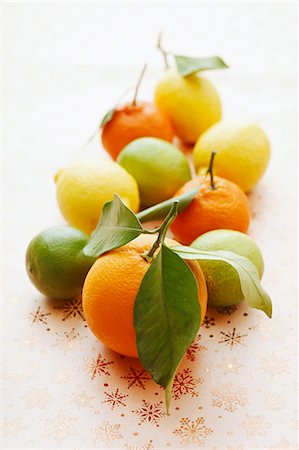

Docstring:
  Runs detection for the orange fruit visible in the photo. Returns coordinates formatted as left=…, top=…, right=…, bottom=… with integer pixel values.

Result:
left=101, top=101, right=174, bottom=160
left=82, top=234, right=207, bottom=358
left=170, top=176, right=250, bottom=245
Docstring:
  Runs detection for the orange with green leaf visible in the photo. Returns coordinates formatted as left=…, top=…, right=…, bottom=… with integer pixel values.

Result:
left=79, top=195, right=272, bottom=413
left=101, top=65, right=174, bottom=160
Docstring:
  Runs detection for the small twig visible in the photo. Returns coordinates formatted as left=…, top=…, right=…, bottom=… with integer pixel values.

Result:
left=144, top=201, right=179, bottom=261
left=157, top=32, right=169, bottom=69
left=132, top=64, right=147, bottom=105
left=205, top=150, right=217, bottom=190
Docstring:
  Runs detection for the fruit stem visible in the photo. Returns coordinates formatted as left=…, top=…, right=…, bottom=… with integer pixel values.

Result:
left=205, top=150, right=217, bottom=190
left=157, top=32, right=169, bottom=69
left=143, top=201, right=179, bottom=261
left=132, top=64, right=147, bottom=106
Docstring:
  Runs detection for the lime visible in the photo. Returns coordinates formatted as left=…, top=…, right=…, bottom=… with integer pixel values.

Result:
left=154, top=68, right=221, bottom=143
left=193, top=121, right=271, bottom=192
left=191, top=229, right=264, bottom=307
left=26, top=226, right=96, bottom=300
left=117, top=137, right=191, bottom=207
left=55, top=158, right=140, bottom=234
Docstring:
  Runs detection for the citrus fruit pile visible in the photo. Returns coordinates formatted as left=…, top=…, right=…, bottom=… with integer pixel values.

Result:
left=25, top=36, right=272, bottom=413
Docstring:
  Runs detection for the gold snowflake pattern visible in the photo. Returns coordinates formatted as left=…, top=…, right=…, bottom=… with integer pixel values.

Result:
left=172, top=368, right=202, bottom=400
left=93, top=420, right=123, bottom=447
left=217, top=357, right=243, bottom=375
left=86, top=353, right=114, bottom=379
left=211, top=382, right=248, bottom=412
left=218, top=328, right=247, bottom=349
left=259, top=355, right=289, bottom=377
left=29, top=306, right=51, bottom=325
left=2, top=360, right=35, bottom=384
left=270, top=437, right=297, bottom=449
left=132, top=400, right=165, bottom=427
left=240, top=414, right=271, bottom=437
left=1, top=418, right=23, bottom=437
left=102, top=388, right=128, bottom=410
left=51, top=369, right=71, bottom=384
left=121, top=367, right=151, bottom=389
left=125, top=440, right=154, bottom=450
left=173, top=417, right=213, bottom=446
left=22, top=387, right=52, bottom=409
left=264, top=393, right=287, bottom=410
left=55, top=328, right=83, bottom=351
left=54, top=297, right=84, bottom=321
left=44, top=413, right=78, bottom=442
left=217, top=305, right=238, bottom=315
left=202, top=315, right=216, bottom=328
left=72, top=390, right=94, bottom=408
left=186, top=334, right=207, bottom=362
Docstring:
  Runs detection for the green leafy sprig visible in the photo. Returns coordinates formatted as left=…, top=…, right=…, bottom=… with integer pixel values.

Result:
left=157, top=33, right=229, bottom=77
left=83, top=195, right=272, bottom=413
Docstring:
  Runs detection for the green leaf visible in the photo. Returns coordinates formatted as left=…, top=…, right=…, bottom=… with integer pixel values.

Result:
left=100, top=107, right=116, bottom=128
left=174, top=55, right=229, bottom=77
left=137, top=187, right=199, bottom=223
left=83, top=194, right=144, bottom=257
left=171, top=246, right=272, bottom=318
left=134, top=244, right=201, bottom=413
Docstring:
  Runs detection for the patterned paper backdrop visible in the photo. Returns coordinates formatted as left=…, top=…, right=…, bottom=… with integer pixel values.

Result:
left=2, top=3, right=298, bottom=449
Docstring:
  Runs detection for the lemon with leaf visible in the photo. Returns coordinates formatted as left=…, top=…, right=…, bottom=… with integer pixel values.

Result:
left=154, top=35, right=228, bottom=143
left=193, top=121, right=271, bottom=192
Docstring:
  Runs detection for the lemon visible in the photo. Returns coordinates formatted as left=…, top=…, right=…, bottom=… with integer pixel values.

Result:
left=191, top=230, right=264, bottom=308
left=154, top=68, right=221, bottom=143
left=193, top=121, right=271, bottom=192
left=55, top=159, right=140, bottom=234
left=117, top=137, right=191, bottom=207
left=26, top=226, right=96, bottom=299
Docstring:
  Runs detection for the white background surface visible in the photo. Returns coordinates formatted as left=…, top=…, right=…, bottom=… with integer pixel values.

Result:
left=2, top=2, right=298, bottom=449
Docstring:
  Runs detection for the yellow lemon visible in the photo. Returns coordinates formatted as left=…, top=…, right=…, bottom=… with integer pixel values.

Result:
left=55, top=159, right=140, bottom=234
left=154, top=68, right=221, bottom=143
left=193, top=121, right=271, bottom=192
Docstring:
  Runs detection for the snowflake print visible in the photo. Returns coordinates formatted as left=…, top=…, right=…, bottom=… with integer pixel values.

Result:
left=217, top=357, right=243, bottom=375
left=217, top=305, right=238, bottom=315
left=29, top=306, right=51, bottom=325
left=211, top=382, right=248, bottom=412
left=86, top=353, right=114, bottom=379
left=259, top=355, right=289, bottom=378
left=121, top=367, right=151, bottom=389
left=187, top=335, right=207, bottom=362
left=218, top=327, right=247, bottom=349
left=54, top=297, right=84, bottom=321
left=102, top=388, right=128, bottom=410
left=55, top=328, right=82, bottom=351
left=125, top=440, right=154, bottom=450
left=240, top=414, right=271, bottom=437
left=132, top=400, right=165, bottom=426
left=44, top=413, right=78, bottom=442
left=202, top=315, right=216, bottom=328
left=270, top=437, right=297, bottom=449
left=93, top=420, right=123, bottom=447
left=173, top=417, right=213, bottom=445
left=264, top=393, right=287, bottom=410
left=172, top=368, right=202, bottom=400
left=1, top=418, right=24, bottom=437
